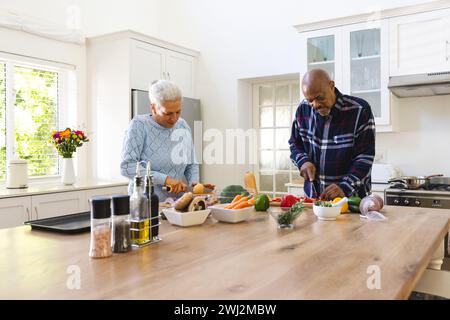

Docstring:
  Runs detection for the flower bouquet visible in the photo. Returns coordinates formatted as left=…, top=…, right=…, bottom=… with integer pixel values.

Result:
left=50, top=128, right=89, bottom=184
left=50, top=128, right=89, bottom=158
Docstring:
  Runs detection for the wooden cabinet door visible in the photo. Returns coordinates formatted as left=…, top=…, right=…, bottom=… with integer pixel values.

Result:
left=165, top=50, right=195, bottom=98
left=0, top=197, right=32, bottom=229
left=31, top=191, right=86, bottom=220
left=130, top=39, right=166, bottom=91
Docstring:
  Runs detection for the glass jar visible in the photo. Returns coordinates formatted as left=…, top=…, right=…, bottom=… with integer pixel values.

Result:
left=112, top=195, right=131, bottom=253
left=89, top=197, right=112, bottom=258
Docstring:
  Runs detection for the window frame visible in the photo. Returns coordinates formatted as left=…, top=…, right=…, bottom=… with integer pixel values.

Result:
left=252, top=78, right=302, bottom=198
left=0, top=55, right=71, bottom=182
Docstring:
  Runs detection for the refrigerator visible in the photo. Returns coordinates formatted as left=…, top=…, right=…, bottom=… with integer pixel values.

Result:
left=131, top=89, right=202, bottom=179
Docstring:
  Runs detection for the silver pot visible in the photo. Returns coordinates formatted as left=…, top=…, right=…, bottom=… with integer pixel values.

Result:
left=388, top=174, right=443, bottom=189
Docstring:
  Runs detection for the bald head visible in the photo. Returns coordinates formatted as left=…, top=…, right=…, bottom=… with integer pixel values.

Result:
left=301, top=69, right=336, bottom=116
left=302, top=69, right=331, bottom=87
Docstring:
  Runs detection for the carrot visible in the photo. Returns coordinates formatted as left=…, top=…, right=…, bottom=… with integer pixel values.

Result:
left=227, top=196, right=249, bottom=209
left=230, top=194, right=242, bottom=204
left=248, top=197, right=256, bottom=205
left=233, top=201, right=251, bottom=209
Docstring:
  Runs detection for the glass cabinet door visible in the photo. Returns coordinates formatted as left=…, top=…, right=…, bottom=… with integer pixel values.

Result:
left=307, top=35, right=335, bottom=80
left=349, top=29, right=381, bottom=117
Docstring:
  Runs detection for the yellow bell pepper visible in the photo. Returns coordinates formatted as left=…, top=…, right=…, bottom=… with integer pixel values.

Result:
left=332, top=197, right=349, bottom=213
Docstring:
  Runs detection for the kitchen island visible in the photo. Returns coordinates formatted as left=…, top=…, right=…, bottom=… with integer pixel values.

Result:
left=0, top=206, right=449, bottom=300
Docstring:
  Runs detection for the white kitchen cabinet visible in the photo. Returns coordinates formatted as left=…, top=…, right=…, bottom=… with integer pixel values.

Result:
left=0, top=196, right=31, bottom=229
left=31, top=191, right=86, bottom=220
left=165, top=49, right=195, bottom=98
left=130, top=40, right=166, bottom=92
left=130, top=39, right=195, bottom=97
left=342, top=21, right=390, bottom=126
left=84, top=185, right=128, bottom=211
left=87, top=31, right=199, bottom=181
left=389, top=8, right=450, bottom=76
left=299, top=26, right=343, bottom=89
left=300, top=21, right=392, bottom=128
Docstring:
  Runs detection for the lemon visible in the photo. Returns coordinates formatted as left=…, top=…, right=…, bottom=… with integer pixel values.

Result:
left=332, top=197, right=349, bottom=213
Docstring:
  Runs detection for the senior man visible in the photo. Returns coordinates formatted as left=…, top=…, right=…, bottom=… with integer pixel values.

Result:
left=120, top=80, right=199, bottom=200
left=289, top=69, right=376, bottom=200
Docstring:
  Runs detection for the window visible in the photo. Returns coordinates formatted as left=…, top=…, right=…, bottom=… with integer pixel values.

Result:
left=0, top=59, right=63, bottom=180
left=253, top=80, right=301, bottom=198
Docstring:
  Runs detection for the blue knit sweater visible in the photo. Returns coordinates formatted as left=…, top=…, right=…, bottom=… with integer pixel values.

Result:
left=120, top=114, right=199, bottom=200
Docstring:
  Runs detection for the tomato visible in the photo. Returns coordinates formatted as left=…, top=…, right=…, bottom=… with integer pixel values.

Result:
left=303, top=197, right=316, bottom=203
left=280, top=195, right=299, bottom=208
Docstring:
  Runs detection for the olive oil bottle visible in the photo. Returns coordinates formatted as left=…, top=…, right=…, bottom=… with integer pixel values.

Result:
left=144, top=161, right=160, bottom=242
left=130, top=162, right=150, bottom=246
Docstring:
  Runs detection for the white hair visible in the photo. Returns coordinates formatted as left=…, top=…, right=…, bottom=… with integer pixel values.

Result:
left=148, top=80, right=182, bottom=107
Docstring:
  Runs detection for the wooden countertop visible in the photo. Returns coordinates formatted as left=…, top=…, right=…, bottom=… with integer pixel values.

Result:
left=0, top=206, right=449, bottom=300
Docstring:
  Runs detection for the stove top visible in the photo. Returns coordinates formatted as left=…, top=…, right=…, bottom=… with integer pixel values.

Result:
left=385, top=186, right=450, bottom=209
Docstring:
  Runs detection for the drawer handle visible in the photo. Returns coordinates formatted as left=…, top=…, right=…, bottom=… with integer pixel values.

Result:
left=34, top=207, right=38, bottom=219
left=26, top=208, right=30, bottom=221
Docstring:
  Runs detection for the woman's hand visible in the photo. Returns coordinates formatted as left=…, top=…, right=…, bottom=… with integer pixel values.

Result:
left=165, top=177, right=188, bottom=194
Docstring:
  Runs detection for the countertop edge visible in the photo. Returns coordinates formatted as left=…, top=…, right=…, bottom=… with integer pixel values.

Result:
left=0, top=180, right=129, bottom=199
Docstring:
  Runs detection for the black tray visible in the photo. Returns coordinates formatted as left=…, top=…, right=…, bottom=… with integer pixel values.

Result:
left=24, top=212, right=91, bottom=234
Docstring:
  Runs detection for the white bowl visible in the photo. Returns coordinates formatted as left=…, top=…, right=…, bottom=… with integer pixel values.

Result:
left=162, top=208, right=210, bottom=227
left=209, top=203, right=253, bottom=223
left=312, top=204, right=341, bottom=221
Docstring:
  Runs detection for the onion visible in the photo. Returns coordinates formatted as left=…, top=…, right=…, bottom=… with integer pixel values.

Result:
left=359, top=194, right=387, bottom=221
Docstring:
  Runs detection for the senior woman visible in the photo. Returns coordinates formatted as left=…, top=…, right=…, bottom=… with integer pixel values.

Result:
left=120, top=80, right=199, bottom=200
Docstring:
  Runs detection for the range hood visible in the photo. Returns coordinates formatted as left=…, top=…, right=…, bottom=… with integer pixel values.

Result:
left=388, top=71, right=450, bottom=98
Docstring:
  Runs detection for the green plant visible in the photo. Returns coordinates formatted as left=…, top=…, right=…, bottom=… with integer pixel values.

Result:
left=277, top=201, right=304, bottom=225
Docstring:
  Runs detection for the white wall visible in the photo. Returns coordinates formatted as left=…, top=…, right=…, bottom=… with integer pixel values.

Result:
left=377, top=95, right=450, bottom=176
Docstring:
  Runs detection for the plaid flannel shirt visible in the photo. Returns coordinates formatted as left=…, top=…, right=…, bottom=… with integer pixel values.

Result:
left=289, top=88, right=376, bottom=198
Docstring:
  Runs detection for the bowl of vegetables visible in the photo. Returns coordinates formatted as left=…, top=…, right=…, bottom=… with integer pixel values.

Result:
left=268, top=201, right=305, bottom=229
left=313, top=198, right=347, bottom=221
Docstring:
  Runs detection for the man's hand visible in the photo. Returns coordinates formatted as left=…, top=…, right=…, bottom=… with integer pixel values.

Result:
left=320, top=183, right=345, bottom=200
left=165, top=177, right=188, bottom=194
left=300, top=162, right=316, bottom=182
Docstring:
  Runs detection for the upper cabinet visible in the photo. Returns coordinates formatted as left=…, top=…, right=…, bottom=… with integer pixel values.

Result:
left=87, top=31, right=199, bottom=181
left=296, top=4, right=450, bottom=132
left=130, top=39, right=195, bottom=97
left=342, top=21, right=390, bottom=126
left=389, top=8, right=450, bottom=76
left=299, top=21, right=391, bottom=127
left=300, top=27, right=342, bottom=89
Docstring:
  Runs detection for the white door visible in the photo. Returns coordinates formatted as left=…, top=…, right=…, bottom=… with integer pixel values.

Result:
left=31, top=191, right=86, bottom=220
left=165, top=50, right=195, bottom=98
left=389, top=8, right=450, bottom=76
left=0, top=197, right=31, bottom=229
left=300, top=26, right=343, bottom=93
left=342, top=20, right=390, bottom=126
left=84, top=186, right=128, bottom=211
left=130, top=39, right=166, bottom=91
